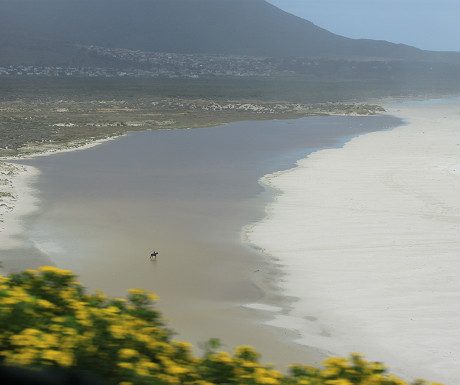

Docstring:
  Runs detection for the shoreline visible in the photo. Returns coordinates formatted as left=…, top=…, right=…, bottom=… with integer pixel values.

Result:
left=0, top=106, right=388, bottom=272
left=244, top=97, right=460, bottom=383
left=0, top=162, right=40, bottom=252
left=0, top=135, right=121, bottom=275
left=1, top=98, right=458, bottom=377
left=1, top=112, right=401, bottom=370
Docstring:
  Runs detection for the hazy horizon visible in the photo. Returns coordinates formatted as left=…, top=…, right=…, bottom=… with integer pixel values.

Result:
left=266, top=0, right=460, bottom=52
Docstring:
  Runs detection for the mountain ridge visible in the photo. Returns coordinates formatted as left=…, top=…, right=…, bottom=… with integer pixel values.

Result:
left=1, top=0, right=458, bottom=66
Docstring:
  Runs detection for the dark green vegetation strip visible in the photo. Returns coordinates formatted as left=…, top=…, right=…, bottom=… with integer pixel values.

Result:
left=0, top=75, right=456, bottom=157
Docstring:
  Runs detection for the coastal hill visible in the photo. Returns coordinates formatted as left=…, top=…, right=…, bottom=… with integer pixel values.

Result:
left=1, top=0, right=458, bottom=157
left=1, top=0, right=458, bottom=66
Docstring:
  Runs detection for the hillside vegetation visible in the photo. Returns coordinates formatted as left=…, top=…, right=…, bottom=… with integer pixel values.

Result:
left=0, top=77, right=395, bottom=157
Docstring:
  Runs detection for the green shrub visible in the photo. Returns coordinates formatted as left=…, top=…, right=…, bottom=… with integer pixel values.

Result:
left=0, top=267, right=444, bottom=385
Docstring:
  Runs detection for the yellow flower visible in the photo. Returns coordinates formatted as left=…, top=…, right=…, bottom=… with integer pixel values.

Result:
left=386, top=375, right=408, bottom=385
left=268, top=369, right=282, bottom=379
left=59, top=290, right=74, bottom=300
left=234, top=345, right=258, bottom=355
left=37, top=299, right=55, bottom=309
left=156, top=374, right=180, bottom=385
left=0, top=274, right=9, bottom=282
left=8, top=287, right=30, bottom=301
left=135, top=367, right=150, bottom=377
left=323, top=357, right=349, bottom=368
left=5, top=350, right=37, bottom=366
left=256, top=377, right=279, bottom=385
left=321, top=367, right=341, bottom=377
left=369, top=362, right=387, bottom=372
left=242, top=362, right=258, bottom=368
left=173, top=341, right=192, bottom=350
left=75, top=311, right=92, bottom=327
left=1, top=297, right=20, bottom=305
left=49, top=324, right=62, bottom=332
left=43, top=349, right=73, bottom=366
left=21, top=328, right=41, bottom=336
left=109, top=324, right=126, bottom=339
left=38, top=266, right=72, bottom=275
left=62, top=327, right=77, bottom=336
left=148, top=293, right=159, bottom=301
left=127, top=289, right=145, bottom=295
left=137, top=360, right=159, bottom=371
left=36, top=333, right=58, bottom=349
left=325, top=379, right=353, bottom=385
left=57, top=352, right=74, bottom=367
left=118, top=362, right=134, bottom=370
left=67, top=299, right=86, bottom=310
left=362, top=374, right=386, bottom=385
left=104, top=306, right=120, bottom=315
left=118, top=348, right=138, bottom=360
left=166, top=365, right=189, bottom=375
left=42, top=349, right=61, bottom=362
left=210, top=351, right=232, bottom=364
left=61, top=337, right=77, bottom=350
left=11, top=335, right=32, bottom=345
left=134, top=333, right=151, bottom=345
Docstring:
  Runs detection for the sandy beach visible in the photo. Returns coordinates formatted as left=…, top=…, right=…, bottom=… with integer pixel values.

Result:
left=245, top=98, right=460, bottom=384
left=1, top=100, right=459, bottom=380
left=0, top=162, right=40, bottom=250
left=1, top=115, right=402, bottom=369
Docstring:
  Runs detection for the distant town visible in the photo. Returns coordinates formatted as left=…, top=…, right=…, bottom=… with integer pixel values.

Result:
left=1, top=45, right=283, bottom=78
left=2, top=44, right=451, bottom=83
left=0, top=45, right=374, bottom=78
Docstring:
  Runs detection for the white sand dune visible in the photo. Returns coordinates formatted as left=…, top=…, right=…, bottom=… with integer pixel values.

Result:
left=246, top=98, right=460, bottom=384
left=0, top=162, right=40, bottom=251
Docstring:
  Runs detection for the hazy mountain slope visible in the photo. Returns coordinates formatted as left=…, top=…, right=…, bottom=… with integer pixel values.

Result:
left=0, top=0, right=458, bottom=65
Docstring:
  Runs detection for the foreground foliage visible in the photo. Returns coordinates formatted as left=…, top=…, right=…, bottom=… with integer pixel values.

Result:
left=0, top=267, right=443, bottom=385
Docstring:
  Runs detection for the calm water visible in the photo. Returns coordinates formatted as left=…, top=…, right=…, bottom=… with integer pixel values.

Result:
left=14, top=115, right=401, bottom=365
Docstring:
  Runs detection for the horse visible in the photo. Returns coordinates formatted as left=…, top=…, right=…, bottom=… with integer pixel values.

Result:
left=150, top=251, right=159, bottom=260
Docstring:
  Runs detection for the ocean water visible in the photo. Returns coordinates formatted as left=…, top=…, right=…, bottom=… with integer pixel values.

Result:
left=14, top=115, right=401, bottom=366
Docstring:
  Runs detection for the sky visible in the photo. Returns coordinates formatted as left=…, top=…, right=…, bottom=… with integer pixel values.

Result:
left=266, top=0, right=460, bottom=52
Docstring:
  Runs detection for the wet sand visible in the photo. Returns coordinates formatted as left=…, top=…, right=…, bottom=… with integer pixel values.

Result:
left=245, top=98, right=460, bottom=383
left=1, top=115, right=400, bottom=368
left=0, top=162, right=51, bottom=266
